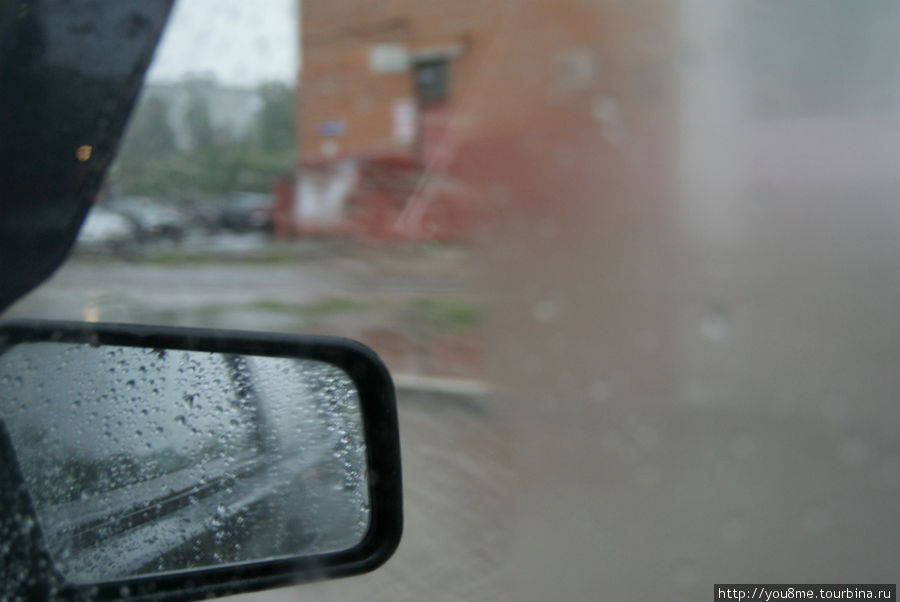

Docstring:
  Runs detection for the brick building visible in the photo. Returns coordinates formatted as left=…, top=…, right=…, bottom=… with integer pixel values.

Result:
left=281, top=0, right=675, bottom=241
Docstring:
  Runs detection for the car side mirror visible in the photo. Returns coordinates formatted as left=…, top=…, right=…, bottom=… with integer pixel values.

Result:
left=0, top=320, right=402, bottom=601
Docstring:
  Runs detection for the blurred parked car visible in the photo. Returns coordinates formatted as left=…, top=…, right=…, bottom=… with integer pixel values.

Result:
left=220, top=193, right=274, bottom=233
left=75, top=207, right=137, bottom=256
left=189, top=199, right=226, bottom=233
left=107, top=197, right=186, bottom=242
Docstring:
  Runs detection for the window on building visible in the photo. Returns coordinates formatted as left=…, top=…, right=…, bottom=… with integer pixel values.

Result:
left=413, top=59, right=450, bottom=105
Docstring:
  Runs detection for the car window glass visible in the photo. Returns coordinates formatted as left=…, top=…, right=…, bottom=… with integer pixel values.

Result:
left=3, top=0, right=900, bottom=599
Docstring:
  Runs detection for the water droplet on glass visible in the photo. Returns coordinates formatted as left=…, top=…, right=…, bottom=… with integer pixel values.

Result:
left=700, top=306, right=730, bottom=342
left=672, top=563, right=699, bottom=588
left=837, top=438, right=868, bottom=466
left=719, top=518, right=748, bottom=543
left=821, top=395, right=848, bottom=423
left=879, top=455, right=900, bottom=485
left=532, top=299, right=561, bottom=323
left=587, top=379, right=611, bottom=403
left=536, top=218, right=560, bottom=240
left=20, top=517, right=35, bottom=535
left=634, top=463, right=658, bottom=489
left=635, top=425, right=660, bottom=451
left=633, top=330, right=658, bottom=353
left=800, top=506, right=834, bottom=534
left=731, top=434, right=758, bottom=460
left=591, top=95, right=626, bottom=144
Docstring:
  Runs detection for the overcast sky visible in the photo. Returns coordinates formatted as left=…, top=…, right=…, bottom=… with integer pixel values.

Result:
left=146, top=0, right=298, bottom=87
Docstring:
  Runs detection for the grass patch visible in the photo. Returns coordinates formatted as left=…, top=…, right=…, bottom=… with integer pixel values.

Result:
left=412, top=298, right=482, bottom=332
left=144, top=251, right=299, bottom=266
left=248, top=298, right=369, bottom=317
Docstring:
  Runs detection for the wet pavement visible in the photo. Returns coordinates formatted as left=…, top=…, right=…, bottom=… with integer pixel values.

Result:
left=7, top=244, right=470, bottom=327
left=5, top=243, right=480, bottom=378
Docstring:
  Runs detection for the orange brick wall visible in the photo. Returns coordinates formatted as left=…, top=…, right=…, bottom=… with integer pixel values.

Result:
left=297, top=0, right=676, bottom=242
left=300, top=0, right=674, bottom=163
left=300, top=0, right=512, bottom=161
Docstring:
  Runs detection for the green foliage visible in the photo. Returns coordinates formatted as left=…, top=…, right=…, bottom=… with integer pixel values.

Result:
left=256, top=82, right=296, bottom=152
left=412, top=298, right=482, bottom=332
left=185, top=93, right=215, bottom=149
left=112, top=95, right=176, bottom=195
left=249, top=298, right=369, bottom=316
left=109, top=81, right=296, bottom=200
left=137, top=97, right=175, bottom=152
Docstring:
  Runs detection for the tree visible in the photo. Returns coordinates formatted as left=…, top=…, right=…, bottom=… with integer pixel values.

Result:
left=122, top=96, right=175, bottom=155
left=111, top=96, right=175, bottom=194
left=255, top=82, right=295, bottom=152
left=109, top=81, right=297, bottom=199
left=185, top=93, right=215, bottom=149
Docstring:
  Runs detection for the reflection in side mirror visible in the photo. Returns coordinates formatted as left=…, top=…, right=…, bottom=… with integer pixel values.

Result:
left=0, top=321, right=402, bottom=601
left=3, top=346, right=367, bottom=579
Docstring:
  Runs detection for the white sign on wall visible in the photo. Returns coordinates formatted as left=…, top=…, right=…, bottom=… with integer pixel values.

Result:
left=392, top=97, right=417, bottom=144
left=369, top=44, right=410, bottom=73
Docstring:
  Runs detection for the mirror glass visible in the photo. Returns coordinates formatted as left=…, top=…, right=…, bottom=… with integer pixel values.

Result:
left=0, top=342, right=369, bottom=583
